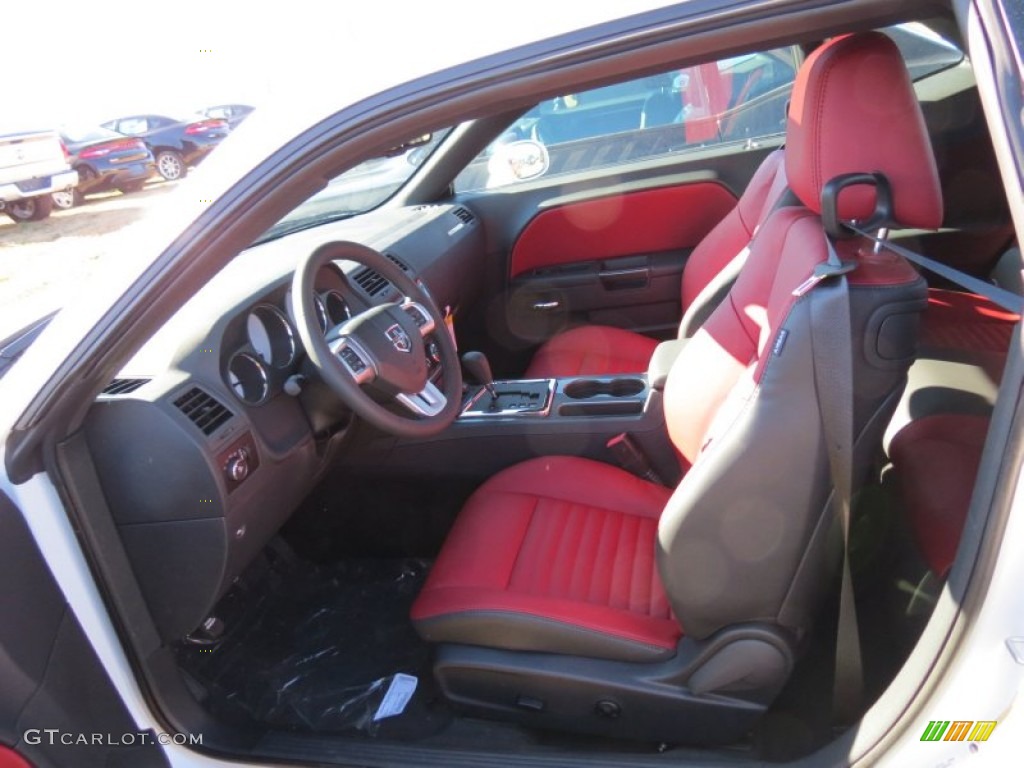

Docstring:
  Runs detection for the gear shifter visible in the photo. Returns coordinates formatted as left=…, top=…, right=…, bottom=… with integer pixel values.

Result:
left=461, top=351, right=498, bottom=401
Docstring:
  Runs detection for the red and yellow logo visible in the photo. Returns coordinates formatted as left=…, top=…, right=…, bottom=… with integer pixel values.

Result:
left=920, top=720, right=998, bottom=742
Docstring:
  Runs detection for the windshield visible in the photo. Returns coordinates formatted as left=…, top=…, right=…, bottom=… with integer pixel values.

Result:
left=257, top=130, right=450, bottom=242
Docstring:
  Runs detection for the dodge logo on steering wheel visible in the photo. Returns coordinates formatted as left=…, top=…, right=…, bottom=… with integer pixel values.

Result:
left=386, top=323, right=412, bottom=353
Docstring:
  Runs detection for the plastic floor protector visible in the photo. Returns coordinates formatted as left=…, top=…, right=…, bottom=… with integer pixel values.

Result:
left=177, top=555, right=453, bottom=739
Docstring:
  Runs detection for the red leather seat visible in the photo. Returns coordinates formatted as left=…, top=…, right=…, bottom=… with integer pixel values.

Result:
left=412, top=456, right=679, bottom=660
left=523, top=149, right=787, bottom=379
left=890, top=414, right=990, bottom=576
left=888, top=263, right=1018, bottom=577
left=922, top=289, right=1018, bottom=353
left=414, top=33, right=942, bottom=743
left=887, top=290, right=1016, bottom=577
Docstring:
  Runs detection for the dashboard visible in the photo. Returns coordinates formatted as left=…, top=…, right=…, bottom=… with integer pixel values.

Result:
left=225, top=263, right=445, bottom=409
left=82, top=202, right=483, bottom=641
left=227, top=276, right=350, bottom=407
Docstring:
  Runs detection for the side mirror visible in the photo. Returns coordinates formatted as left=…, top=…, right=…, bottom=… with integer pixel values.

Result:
left=486, top=140, right=550, bottom=188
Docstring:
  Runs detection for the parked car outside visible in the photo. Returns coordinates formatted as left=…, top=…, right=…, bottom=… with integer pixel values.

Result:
left=100, top=113, right=229, bottom=181
left=49, top=125, right=155, bottom=209
left=0, top=127, right=77, bottom=222
left=197, top=104, right=254, bottom=129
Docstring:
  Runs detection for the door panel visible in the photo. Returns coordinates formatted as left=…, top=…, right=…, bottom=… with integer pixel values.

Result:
left=509, top=182, right=736, bottom=277
left=0, top=493, right=168, bottom=768
left=452, top=45, right=800, bottom=372
left=507, top=249, right=698, bottom=344
left=459, top=146, right=778, bottom=368
left=505, top=182, right=737, bottom=343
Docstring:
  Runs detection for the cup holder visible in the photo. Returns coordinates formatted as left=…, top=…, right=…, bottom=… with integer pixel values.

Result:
left=564, top=377, right=645, bottom=400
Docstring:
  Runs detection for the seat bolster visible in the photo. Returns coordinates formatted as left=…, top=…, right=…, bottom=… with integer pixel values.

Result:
left=413, top=588, right=680, bottom=662
left=480, top=456, right=672, bottom=518
left=524, top=326, right=660, bottom=379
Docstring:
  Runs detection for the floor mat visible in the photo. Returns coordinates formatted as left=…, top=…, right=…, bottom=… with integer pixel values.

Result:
left=177, top=553, right=452, bottom=739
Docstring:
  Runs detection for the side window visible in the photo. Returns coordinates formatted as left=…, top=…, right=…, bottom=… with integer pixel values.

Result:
left=118, top=117, right=148, bottom=135
left=454, top=45, right=799, bottom=192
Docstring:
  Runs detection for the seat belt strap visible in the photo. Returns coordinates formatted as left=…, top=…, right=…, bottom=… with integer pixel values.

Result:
left=805, top=235, right=863, bottom=723
left=845, top=223, right=1023, bottom=315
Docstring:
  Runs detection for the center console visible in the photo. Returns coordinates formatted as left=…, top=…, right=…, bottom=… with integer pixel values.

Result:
left=347, top=366, right=680, bottom=485
left=346, top=338, right=691, bottom=485
left=460, top=375, right=650, bottom=420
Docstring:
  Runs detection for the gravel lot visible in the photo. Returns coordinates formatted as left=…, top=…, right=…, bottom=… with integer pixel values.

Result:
left=0, top=181, right=176, bottom=332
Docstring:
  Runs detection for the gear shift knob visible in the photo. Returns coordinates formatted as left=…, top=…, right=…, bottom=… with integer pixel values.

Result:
left=462, top=351, right=498, bottom=400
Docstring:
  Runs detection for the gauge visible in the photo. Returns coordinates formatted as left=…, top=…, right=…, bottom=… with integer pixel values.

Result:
left=323, top=290, right=352, bottom=327
left=227, top=353, right=269, bottom=405
left=246, top=305, right=296, bottom=368
left=313, top=294, right=329, bottom=334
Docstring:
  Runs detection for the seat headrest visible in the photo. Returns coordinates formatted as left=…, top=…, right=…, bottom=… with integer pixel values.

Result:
left=785, top=32, right=943, bottom=229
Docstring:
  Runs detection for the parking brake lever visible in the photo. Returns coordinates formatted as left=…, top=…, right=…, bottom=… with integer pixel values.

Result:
left=462, top=351, right=498, bottom=401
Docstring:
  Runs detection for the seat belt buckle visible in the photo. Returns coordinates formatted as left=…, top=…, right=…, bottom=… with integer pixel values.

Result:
left=792, top=260, right=857, bottom=297
left=606, top=433, right=664, bottom=485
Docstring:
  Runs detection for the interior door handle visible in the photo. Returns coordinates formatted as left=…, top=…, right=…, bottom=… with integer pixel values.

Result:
left=532, top=300, right=561, bottom=311
left=600, top=267, right=649, bottom=290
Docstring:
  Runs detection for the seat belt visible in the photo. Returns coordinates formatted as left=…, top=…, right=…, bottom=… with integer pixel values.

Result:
left=846, top=225, right=1023, bottom=315
left=801, top=235, right=863, bottom=724
left=806, top=169, right=1022, bottom=724
left=804, top=223, right=1022, bottom=724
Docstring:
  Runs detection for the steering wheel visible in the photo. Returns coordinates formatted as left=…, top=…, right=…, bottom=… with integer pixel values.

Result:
left=291, top=241, right=462, bottom=437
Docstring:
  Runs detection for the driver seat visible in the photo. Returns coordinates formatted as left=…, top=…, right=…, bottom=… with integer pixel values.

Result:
left=412, top=32, right=942, bottom=744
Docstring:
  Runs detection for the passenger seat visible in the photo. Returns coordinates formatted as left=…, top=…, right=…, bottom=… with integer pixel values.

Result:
left=524, top=149, right=788, bottom=379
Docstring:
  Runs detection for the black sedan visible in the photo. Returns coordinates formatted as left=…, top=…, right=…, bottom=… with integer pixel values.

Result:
left=100, top=113, right=229, bottom=181
left=50, top=125, right=155, bottom=209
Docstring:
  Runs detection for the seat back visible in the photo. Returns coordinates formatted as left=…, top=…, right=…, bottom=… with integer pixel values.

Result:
left=677, top=148, right=787, bottom=335
left=658, top=33, right=942, bottom=640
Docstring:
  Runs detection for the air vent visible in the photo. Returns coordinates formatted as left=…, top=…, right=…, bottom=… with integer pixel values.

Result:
left=101, top=378, right=150, bottom=396
left=353, top=267, right=390, bottom=297
left=452, top=206, right=475, bottom=225
left=384, top=253, right=410, bottom=272
left=173, top=387, right=233, bottom=436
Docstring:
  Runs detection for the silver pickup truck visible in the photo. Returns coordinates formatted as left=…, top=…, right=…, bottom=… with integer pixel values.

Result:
left=0, top=129, right=78, bottom=223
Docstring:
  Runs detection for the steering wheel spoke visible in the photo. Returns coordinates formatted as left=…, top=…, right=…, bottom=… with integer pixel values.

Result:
left=400, top=299, right=436, bottom=337
left=327, top=336, right=377, bottom=385
left=291, top=241, right=461, bottom=437
left=396, top=380, right=447, bottom=417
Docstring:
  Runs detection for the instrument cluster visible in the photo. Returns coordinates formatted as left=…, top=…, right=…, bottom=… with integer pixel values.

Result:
left=226, top=280, right=354, bottom=407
